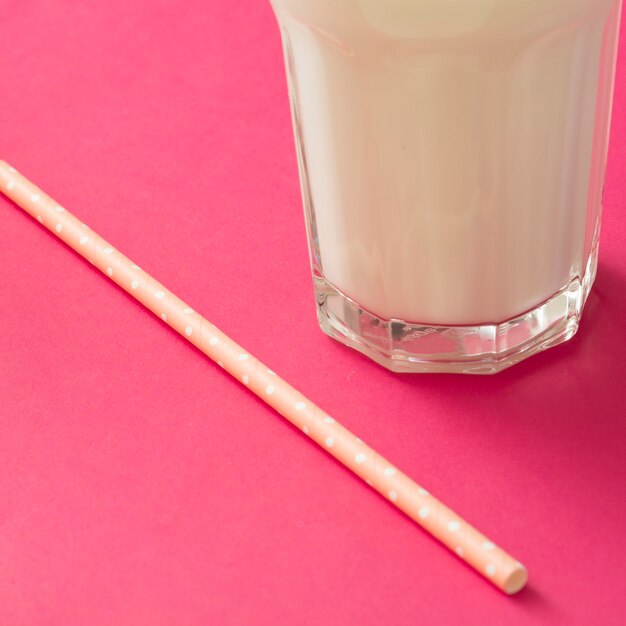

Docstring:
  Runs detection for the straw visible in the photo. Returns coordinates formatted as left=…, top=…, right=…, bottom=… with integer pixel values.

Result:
left=0, top=160, right=528, bottom=594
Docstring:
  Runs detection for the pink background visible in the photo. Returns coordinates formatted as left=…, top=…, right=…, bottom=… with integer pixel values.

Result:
left=1, top=2, right=625, bottom=624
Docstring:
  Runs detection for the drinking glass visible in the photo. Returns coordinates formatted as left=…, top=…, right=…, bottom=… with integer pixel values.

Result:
left=270, top=0, right=623, bottom=373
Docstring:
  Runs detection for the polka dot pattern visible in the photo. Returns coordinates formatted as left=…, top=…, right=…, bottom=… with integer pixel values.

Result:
left=0, top=160, right=527, bottom=595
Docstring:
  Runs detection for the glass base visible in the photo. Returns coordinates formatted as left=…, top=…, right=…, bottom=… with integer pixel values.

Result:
left=315, top=247, right=598, bottom=374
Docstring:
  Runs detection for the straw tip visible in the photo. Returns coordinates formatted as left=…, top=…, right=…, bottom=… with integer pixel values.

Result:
left=504, top=563, right=528, bottom=595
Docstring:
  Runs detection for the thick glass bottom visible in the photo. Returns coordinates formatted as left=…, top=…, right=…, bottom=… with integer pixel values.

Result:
left=315, top=247, right=598, bottom=374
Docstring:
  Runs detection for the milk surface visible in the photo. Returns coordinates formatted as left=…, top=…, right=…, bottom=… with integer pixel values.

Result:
left=272, top=0, right=622, bottom=324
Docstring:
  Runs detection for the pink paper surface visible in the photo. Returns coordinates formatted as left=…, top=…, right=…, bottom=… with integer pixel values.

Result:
left=1, top=2, right=625, bottom=624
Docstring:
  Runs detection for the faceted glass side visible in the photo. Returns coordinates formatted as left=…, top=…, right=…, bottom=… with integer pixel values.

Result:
left=314, top=241, right=598, bottom=374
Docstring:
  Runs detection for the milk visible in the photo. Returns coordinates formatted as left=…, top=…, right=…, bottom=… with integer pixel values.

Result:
left=271, top=0, right=622, bottom=325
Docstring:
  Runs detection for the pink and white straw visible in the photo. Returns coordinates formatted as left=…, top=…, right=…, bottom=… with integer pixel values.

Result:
left=0, top=160, right=528, bottom=594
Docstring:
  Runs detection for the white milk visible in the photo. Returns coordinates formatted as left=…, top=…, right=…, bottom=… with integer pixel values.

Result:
left=271, top=0, right=622, bottom=325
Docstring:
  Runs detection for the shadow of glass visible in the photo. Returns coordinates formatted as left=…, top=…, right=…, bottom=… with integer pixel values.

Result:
left=389, top=261, right=626, bottom=421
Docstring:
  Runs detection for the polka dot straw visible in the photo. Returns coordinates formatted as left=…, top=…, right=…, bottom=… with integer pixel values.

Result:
left=0, top=160, right=528, bottom=594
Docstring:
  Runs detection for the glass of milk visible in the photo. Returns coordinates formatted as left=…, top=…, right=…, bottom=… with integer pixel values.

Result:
left=270, top=0, right=623, bottom=373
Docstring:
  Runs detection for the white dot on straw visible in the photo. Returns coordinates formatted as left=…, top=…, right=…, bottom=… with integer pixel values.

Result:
left=388, top=490, right=398, bottom=502
left=355, top=453, right=367, bottom=464
left=302, top=425, right=309, bottom=435
left=238, top=354, right=249, bottom=361
left=131, top=264, right=140, bottom=270
left=295, top=402, right=306, bottom=411
left=183, top=307, right=194, bottom=314
left=79, top=236, right=89, bottom=245
left=55, top=223, right=63, bottom=233
left=131, top=280, right=139, bottom=290
left=418, top=507, right=430, bottom=520
left=54, top=206, right=64, bottom=212
left=31, top=193, right=40, bottom=202
left=266, top=369, right=276, bottom=375
left=217, top=360, right=223, bottom=368
left=103, top=247, right=114, bottom=254
left=383, top=467, right=396, bottom=477
left=482, top=541, right=496, bottom=551
left=242, top=375, right=250, bottom=385
left=8, top=166, right=16, bottom=172
left=36, top=216, right=43, bottom=223
left=448, top=521, right=461, bottom=532
left=155, top=291, right=165, bottom=299
left=265, top=385, right=276, bottom=396
left=323, top=417, right=335, bottom=424
left=325, top=437, right=334, bottom=447
left=106, top=267, right=113, bottom=277
left=209, top=336, right=219, bottom=346
left=418, top=488, right=429, bottom=496
left=455, top=547, right=464, bottom=558
left=7, top=180, right=16, bottom=191
left=185, top=326, right=193, bottom=336
left=161, top=313, right=167, bottom=321
left=485, top=564, right=496, bottom=577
